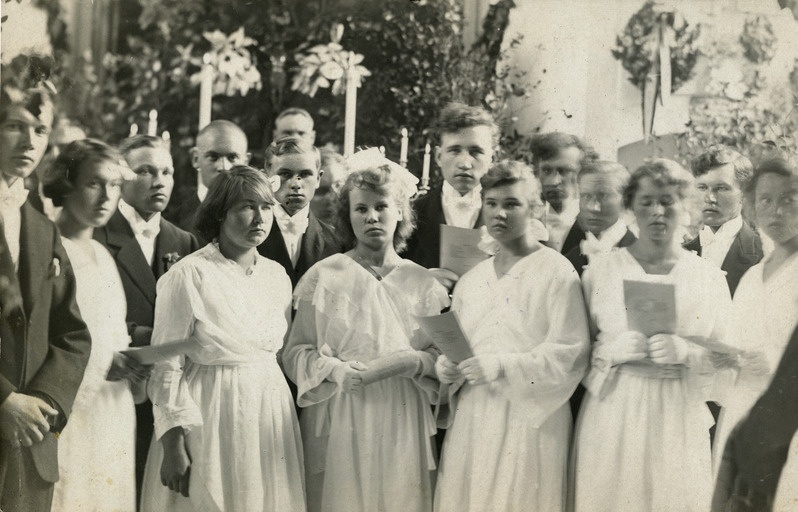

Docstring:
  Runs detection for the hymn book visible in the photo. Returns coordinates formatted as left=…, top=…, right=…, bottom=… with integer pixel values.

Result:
left=415, top=310, right=474, bottom=363
left=623, top=280, right=676, bottom=336
left=439, top=225, right=489, bottom=277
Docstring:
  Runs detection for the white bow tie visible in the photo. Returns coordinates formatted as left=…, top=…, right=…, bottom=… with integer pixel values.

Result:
left=0, top=187, right=29, bottom=210
left=445, top=194, right=479, bottom=211
left=698, top=226, right=716, bottom=247
left=580, top=232, right=612, bottom=257
left=133, top=223, right=160, bottom=239
left=277, top=215, right=309, bottom=236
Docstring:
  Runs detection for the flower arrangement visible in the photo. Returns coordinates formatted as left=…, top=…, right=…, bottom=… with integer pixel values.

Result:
left=189, top=27, right=262, bottom=97
left=739, top=15, right=777, bottom=64
left=611, top=1, right=701, bottom=93
left=291, top=24, right=371, bottom=97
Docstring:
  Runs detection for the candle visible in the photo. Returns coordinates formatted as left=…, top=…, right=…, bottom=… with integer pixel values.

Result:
left=399, top=127, right=409, bottom=168
left=147, top=109, right=158, bottom=136
left=343, top=53, right=357, bottom=157
left=161, top=130, right=171, bottom=141
left=198, top=52, right=213, bottom=131
left=379, top=146, right=386, bottom=157
left=421, top=142, right=431, bottom=187
left=129, top=123, right=139, bottom=137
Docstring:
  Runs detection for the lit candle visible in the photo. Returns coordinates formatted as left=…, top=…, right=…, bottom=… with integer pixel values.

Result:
left=198, top=52, right=213, bottom=131
left=147, top=109, right=158, bottom=136
left=129, top=123, right=139, bottom=137
left=421, top=142, right=431, bottom=188
left=399, top=127, right=409, bottom=168
left=343, top=53, right=357, bottom=157
left=161, top=130, right=171, bottom=142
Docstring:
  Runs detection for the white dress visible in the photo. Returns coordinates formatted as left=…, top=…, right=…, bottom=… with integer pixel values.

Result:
left=51, top=238, right=136, bottom=512
left=283, top=254, right=449, bottom=512
left=713, top=252, right=798, bottom=474
left=433, top=248, right=590, bottom=512
left=571, top=248, right=731, bottom=512
left=140, top=243, right=306, bottom=512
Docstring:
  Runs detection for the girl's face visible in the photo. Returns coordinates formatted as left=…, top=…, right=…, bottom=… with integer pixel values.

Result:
left=218, top=191, right=274, bottom=252
left=482, top=182, right=543, bottom=244
left=349, top=187, right=402, bottom=250
left=631, top=177, right=685, bottom=244
left=63, top=158, right=123, bottom=229
left=754, top=172, right=798, bottom=246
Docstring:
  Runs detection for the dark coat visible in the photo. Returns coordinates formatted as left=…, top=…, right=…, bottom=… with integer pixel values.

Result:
left=403, top=185, right=483, bottom=269
left=0, top=203, right=91, bottom=485
left=683, top=220, right=764, bottom=296
left=257, top=212, right=343, bottom=288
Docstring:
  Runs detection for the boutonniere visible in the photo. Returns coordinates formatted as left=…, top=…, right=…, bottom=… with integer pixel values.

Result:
left=49, top=257, right=61, bottom=278
left=162, top=252, right=182, bottom=271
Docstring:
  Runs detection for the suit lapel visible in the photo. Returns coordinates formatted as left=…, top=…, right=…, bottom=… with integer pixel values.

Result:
left=297, top=214, right=323, bottom=275
left=18, top=204, right=49, bottom=318
left=721, top=222, right=761, bottom=269
left=260, top=221, right=293, bottom=272
left=104, top=212, right=157, bottom=306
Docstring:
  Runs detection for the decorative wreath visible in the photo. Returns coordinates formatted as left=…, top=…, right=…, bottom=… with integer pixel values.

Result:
left=611, top=1, right=701, bottom=93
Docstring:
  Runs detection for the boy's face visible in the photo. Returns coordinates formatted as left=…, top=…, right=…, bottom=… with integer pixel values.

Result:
left=274, top=114, right=315, bottom=144
left=122, top=146, right=175, bottom=220
left=436, top=125, right=495, bottom=196
left=269, top=152, right=322, bottom=216
left=0, top=103, right=54, bottom=182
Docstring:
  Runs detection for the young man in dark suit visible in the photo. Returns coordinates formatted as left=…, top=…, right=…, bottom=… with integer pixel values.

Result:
left=563, top=160, right=636, bottom=276
left=685, top=146, right=764, bottom=296
left=530, top=132, right=599, bottom=254
left=403, top=102, right=498, bottom=270
left=258, top=137, right=342, bottom=288
left=94, top=135, right=199, bottom=504
left=0, top=73, right=91, bottom=512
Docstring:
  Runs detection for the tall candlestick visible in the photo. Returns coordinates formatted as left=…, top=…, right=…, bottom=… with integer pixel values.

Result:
left=421, top=142, right=431, bottom=190
left=343, top=53, right=358, bottom=157
left=129, top=123, right=139, bottom=137
left=198, top=52, right=213, bottom=131
left=399, top=127, right=409, bottom=168
left=147, top=109, right=158, bottom=136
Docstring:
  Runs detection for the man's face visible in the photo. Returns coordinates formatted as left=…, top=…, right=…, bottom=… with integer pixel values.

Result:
left=269, top=153, right=322, bottom=216
left=538, top=146, right=582, bottom=213
left=0, top=103, right=53, bottom=182
left=695, top=164, right=743, bottom=229
left=191, top=128, right=250, bottom=188
left=577, top=173, right=625, bottom=236
left=122, top=146, right=175, bottom=220
left=436, top=125, right=495, bottom=196
left=274, top=114, right=315, bottom=144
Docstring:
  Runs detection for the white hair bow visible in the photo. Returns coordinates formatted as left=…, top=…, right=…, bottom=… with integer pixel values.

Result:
left=346, top=147, right=419, bottom=199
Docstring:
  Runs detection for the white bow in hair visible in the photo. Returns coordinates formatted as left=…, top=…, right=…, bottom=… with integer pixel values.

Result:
left=346, top=147, right=419, bottom=199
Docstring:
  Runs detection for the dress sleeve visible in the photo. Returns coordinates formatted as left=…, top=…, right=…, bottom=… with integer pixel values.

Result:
left=147, top=264, right=204, bottom=440
left=499, top=264, right=590, bottom=427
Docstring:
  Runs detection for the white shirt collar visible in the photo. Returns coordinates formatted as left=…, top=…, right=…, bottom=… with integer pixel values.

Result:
left=441, top=181, right=482, bottom=204
left=596, top=218, right=629, bottom=247
left=118, top=199, right=161, bottom=237
left=273, top=203, right=310, bottom=227
left=699, top=215, right=743, bottom=247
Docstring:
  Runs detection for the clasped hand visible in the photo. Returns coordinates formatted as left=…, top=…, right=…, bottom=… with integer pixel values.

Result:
left=161, top=427, right=191, bottom=497
left=0, top=392, right=57, bottom=447
left=331, top=360, right=368, bottom=393
left=598, top=331, right=689, bottom=366
left=436, top=354, right=503, bottom=385
left=107, top=351, right=152, bottom=384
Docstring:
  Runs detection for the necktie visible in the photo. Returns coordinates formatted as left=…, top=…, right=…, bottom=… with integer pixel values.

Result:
left=279, top=215, right=309, bottom=236
left=0, top=216, right=24, bottom=384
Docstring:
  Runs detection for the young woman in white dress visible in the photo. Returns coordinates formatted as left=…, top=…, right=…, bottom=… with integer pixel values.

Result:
left=571, top=159, right=732, bottom=512
left=140, top=166, right=306, bottom=512
left=710, top=158, right=798, bottom=510
left=282, top=159, right=449, bottom=512
left=43, top=139, right=148, bottom=512
left=433, top=161, right=590, bottom=512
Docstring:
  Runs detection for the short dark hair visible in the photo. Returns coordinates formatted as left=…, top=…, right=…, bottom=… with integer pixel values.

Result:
left=529, top=132, right=598, bottom=168
left=335, top=165, right=415, bottom=252
left=266, top=137, right=321, bottom=171
left=42, top=139, right=123, bottom=207
left=0, top=54, right=56, bottom=124
left=118, top=135, right=169, bottom=159
left=578, top=160, right=630, bottom=194
left=435, top=102, right=500, bottom=147
left=194, top=165, right=275, bottom=242
left=624, top=158, right=695, bottom=209
left=745, top=158, right=798, bottom=205
left=691, top=146, right=753, bottom=190
left=480, top=160, right=544, bottom=208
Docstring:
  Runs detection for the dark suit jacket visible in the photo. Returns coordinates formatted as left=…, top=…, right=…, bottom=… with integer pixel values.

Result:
left=403, top=185, right=483, bottom=269
left=563, top=225, right=637, bottom=276
left=0, top=203, right=91, bottom=483
left=257, top=212, right=343, bottom=288
left=162, top=185, right=202, bottom=234
left=94, top=210, right=200, bottom=344
left=683, top=220, right=764, bottom=296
